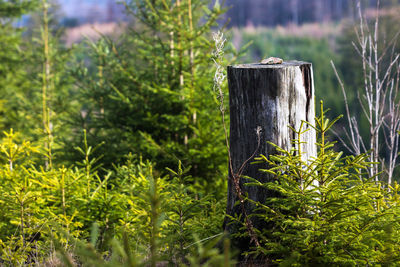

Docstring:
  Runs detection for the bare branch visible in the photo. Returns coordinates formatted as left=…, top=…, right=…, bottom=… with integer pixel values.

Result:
left=357, top=90, right=372, bottom=124
left=331, top=60, right=362, bottom=154
left=331, top=128, right=357, bottom=155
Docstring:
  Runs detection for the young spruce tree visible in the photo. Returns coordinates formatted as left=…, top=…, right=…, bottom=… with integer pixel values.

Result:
left=68, top=0, right=228, bottom=193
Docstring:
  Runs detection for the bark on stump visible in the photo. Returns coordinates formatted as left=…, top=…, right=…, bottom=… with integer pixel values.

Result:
left=225, top=61, right=317, bottom=253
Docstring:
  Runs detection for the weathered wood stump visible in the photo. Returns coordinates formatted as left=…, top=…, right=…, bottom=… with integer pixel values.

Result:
left=225, top=61, right=317, bottom=253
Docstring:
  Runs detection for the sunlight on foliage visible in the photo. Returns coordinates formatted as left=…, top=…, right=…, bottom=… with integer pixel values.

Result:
left=242, top=102, right=400, bottom=265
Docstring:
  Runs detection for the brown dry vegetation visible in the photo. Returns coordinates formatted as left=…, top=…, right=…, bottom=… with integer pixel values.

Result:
left=63, top=22, right=126, bottom=46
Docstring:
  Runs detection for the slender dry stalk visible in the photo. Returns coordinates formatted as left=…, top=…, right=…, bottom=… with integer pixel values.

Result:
left=42, top=0, right=53, bottom=170
left=176, top=0, right=184, bottom=90
left=212, top=31, right=260, bottom=248
left=188, top=0, right=196, bottom=125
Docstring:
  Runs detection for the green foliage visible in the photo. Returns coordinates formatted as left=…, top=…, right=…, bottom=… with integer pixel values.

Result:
left=113, top=157, right=226, bottom=265
left=26, top=0, right=77, bottom=167
left=244, top=102, right=400, bottom=265
left=0, top=129, right=106, bottom=264
left=65, top=0, right=230, bottom=194
left=237, top=29, right=340, bottom=113
left=0, top=1, right=232, bottom=263
left=56, top=230, right=234, bottom=267
left=2, top=0, right=400, bottom=265
left=185, top=235, right=235, bottom=267
left=0, top=0, right=77, bottom=167
left=0, top=0, right=37, bottom=133
left=337, top=13, right=400, bottom=103
left=0, top=0, right=36, bottom=17
left=0, top=129, right=226, bottom=265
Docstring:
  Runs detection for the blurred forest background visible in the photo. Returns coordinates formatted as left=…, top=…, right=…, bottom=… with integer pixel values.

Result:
left=52, top=0, right=400, bottom=117
left=50, top=0, right=400, bottom=162
left=226, top=0, right=399, bottom=26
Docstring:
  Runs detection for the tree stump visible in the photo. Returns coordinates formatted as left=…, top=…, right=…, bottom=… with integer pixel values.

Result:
left=225, top=61, right=317, bottom=253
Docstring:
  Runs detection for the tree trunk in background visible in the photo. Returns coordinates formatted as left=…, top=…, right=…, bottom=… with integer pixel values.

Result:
left=314, top=0, right=324, bottom=22
left=225, top=0, right=363, bottom=27
left=291, top=0, right=299, bottom=24
left=225, top=61, right=317, bottom=253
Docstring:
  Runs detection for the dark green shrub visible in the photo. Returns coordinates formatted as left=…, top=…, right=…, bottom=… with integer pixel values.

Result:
left=243, top=102, right=400, bottom=266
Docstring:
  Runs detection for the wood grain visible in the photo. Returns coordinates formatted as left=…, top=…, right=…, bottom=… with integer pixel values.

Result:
left=225, top=61, right=317, bottom=251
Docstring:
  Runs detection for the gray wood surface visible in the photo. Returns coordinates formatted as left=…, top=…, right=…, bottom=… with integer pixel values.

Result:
left=225, top=60, right=317, bottom=250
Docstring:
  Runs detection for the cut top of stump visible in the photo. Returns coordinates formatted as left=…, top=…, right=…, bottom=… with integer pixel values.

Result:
left=230, top=60, right=311, bottom=69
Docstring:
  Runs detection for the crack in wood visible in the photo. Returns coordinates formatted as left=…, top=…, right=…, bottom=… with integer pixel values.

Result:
left=300, top=64, right=312, bottom=122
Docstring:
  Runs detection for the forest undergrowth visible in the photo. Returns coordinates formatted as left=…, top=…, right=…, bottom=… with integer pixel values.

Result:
left=0, top=0, right=400, bottom=266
